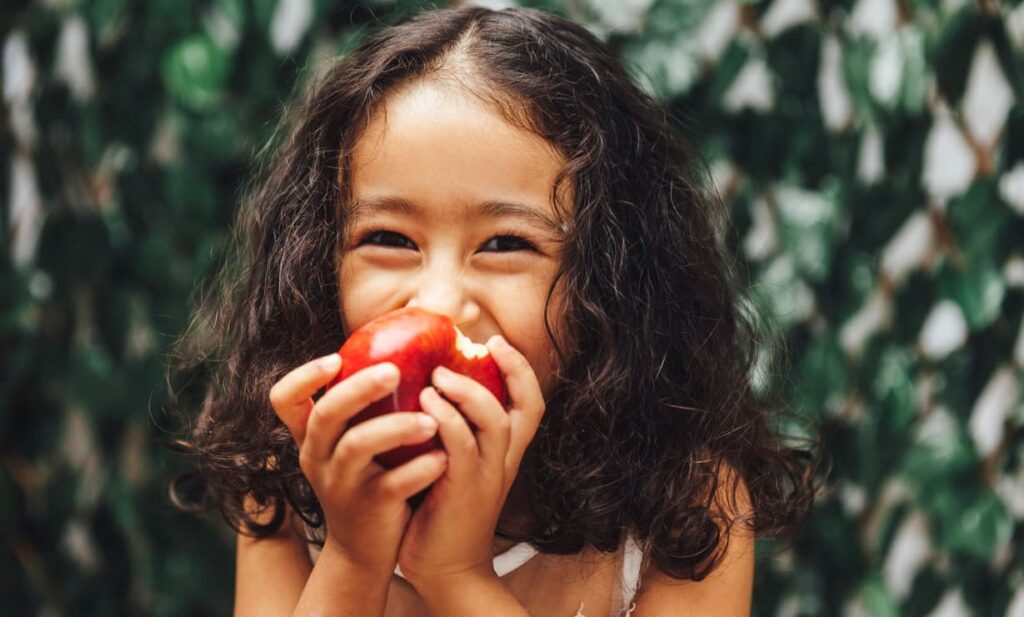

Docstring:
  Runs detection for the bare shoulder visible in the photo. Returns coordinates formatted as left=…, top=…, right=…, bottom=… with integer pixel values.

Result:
left=630, top=462, right=755, bottom=616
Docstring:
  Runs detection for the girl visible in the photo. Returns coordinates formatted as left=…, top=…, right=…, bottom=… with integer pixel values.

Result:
left=168, top=5, right=823, bottom=616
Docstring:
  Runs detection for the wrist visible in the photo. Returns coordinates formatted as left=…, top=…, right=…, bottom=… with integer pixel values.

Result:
left=321, top=536, right=395, bottom=580
left=413, top=568, right=529, bottom=617
left=294, top=537, right=393, bottom=617
left=407, top=563, right=498, bottom=597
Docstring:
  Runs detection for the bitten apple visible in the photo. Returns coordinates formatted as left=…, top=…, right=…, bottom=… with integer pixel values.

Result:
left=330, top=307, right=509, bottom=469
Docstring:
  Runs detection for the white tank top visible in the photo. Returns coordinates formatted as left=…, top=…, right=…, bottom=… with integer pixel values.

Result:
left=306, top=533, right=643, bottom=617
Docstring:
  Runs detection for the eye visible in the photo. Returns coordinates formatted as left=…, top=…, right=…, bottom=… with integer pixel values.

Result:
left=357, top=230, right=415, bottom=250
left=355, top=229, right=538, bottom=253
left=481, top=234, right=538, bottom=252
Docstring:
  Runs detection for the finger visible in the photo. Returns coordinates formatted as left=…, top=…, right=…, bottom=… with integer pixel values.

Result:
left=419, top=385, right=479, bottom=480
left=485, top=336, right=546, bottom=469
left=303, top=363, right=401, bottom=465
left=331, top=412, right=439, bottom=486
left=268, top=353, right=343, bottom=446
left=429, top=366, right=510, bottom=469
left=369, top=449, right=449, bottom=502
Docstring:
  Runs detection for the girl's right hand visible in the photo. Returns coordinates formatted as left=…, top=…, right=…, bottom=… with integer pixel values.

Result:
left=269, top=353, right=449, bottom=573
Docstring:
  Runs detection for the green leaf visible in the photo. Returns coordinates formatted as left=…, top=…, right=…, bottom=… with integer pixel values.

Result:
left=936, top=256, right=1006, bottom=330
left=796, top=335, right=849, bottom=418
left=752, top=254, right=815, bottom=330
left=774, top=180, right=844, bottom=282
left=937, top=490, right=1013, bottom=559
left=709, top=41, right=750, bottom=108
left=621, top=33, right=701, bottom=101
left=162, top=34, right=230, bottom=111
left=869, top=345, right=917, bottom=435
left=946, top=178, right=1015, bottom=264
left=902, top=406, right=976, bottom=490
left=857, top=572, right=900, bottom=617
left=932, top=5, right=986, bottom=106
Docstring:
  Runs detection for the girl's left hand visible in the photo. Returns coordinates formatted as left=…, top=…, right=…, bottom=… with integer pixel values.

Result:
left=396, top=334, right=546, bottom=588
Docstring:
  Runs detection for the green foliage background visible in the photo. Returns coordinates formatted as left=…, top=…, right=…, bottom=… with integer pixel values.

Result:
left=3, top=0, right=1024, bottom=614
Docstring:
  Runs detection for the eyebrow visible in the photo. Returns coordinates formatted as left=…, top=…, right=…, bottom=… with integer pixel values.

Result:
left=348, top=195, right=565, bottom=235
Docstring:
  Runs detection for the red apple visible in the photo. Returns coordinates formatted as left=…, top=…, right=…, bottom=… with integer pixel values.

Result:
left=329, top=307, right=509, bottom=469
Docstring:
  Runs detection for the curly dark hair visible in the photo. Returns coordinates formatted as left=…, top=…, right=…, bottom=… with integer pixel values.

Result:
left=165, top=4, right=828, bottom=582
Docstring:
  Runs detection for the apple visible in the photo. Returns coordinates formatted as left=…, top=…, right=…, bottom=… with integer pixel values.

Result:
left=330, top=307, right=509, bottom=470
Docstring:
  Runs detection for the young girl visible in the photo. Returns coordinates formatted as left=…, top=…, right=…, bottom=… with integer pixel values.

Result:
left=168, top=5, right=823, bottom=616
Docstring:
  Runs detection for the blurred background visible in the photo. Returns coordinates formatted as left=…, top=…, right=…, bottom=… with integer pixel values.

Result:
left=3, top=0, right=1024, bottom=614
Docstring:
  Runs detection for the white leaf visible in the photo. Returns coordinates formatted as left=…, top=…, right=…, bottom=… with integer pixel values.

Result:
left=922, top=104, right=976, bottom=205
left=270, top=0, right=314, bottom=56
left=996, top=458, right=1024, bottom=520
left=857, top=121, right=885, bottom=185
left=882, top=510, right=932, bottom=601
left=998, top=161, right=1024, bottom=216
left=1008, top=3, right=1024, bottom=51
left=723, top=55, right=775, bottom=113
left=3, top=31, right=35, bottom=103
left=969, top=364, right=1020, bottom=458
left=819, top=35, right=852, bottom=133
left=840, top=287, right=893, bottom=358
left=918, top=300, right=968, bottom=361
left=847, top=0, right=898, bottom=40
left=695, top=1, right=740, bottom=64
left=1007, top=585, right=1024, bottom=617
left=1005, top=254, right=1024, bottom=288
left=583, top=0, right=656, bottom=34
left=880, top=210, right=933, bottom=285
left=9, top=152, right=45, bottom=270
left=926, top=588, right=970, bottom=617
left=743, top=196, right=778, bottom=261
left=1014, top=313, right=1024, bottom=367
left=961, top=40, right=1015, bottom=147
left=760, top=0, right=817, bottom=39
left=870, top=35, right=903, bottom=107
left=463, top=0, right=517, bottom=8
left=54, top=16, right=95, bottom=101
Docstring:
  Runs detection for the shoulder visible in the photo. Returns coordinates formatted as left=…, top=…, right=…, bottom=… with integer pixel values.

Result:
left=630, top=462, right=755, bottom=616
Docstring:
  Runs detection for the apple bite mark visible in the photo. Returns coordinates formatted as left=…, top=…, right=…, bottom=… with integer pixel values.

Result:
left=332, top=307, right=509, bottom=470
left=454, top=327, right=490, bottom=360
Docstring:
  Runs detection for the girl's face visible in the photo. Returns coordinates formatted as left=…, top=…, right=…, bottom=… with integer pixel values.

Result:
left=338, top=81, right=570, bottom=397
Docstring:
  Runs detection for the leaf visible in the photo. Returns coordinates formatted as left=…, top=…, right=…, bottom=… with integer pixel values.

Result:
left=774, top=180, right=844, bottom=282
left=937, top=490, right=1013, bottom=559
left=162, top=34, right=230, bottom=111
left=857, top=572, right=900, bottom=617
left=932, top=5, right=986, bottom=106
left=936, top=256, right=1006, bottom=331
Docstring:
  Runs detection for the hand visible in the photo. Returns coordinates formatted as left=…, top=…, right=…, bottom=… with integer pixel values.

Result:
left=269, top=354, right=449, bottom=573
left=396, top=335, right=546, bottom=588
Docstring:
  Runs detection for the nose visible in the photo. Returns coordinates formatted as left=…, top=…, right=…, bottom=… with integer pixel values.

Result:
left=406, top=266, right=480, bottom=330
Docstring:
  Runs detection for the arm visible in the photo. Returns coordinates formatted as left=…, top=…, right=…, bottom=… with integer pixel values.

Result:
left=234, top=496, right=312, bottom=616
left=293, top=538, right=393, bottom=617
left=415, top=569, right=530, bottom=617
left=631, top=464, right=755, bottom=616
left=235, top=495, right=394, bottom=617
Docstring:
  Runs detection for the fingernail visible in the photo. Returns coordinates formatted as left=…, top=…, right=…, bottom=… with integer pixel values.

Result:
left=490, top=335, right=509, bottom=350
left=320, top=354, right=341, bottom=371
left=418, top=414, right=438, bottom=430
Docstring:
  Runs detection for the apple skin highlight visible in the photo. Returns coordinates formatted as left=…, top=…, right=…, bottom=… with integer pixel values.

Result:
left=330, top=307, right=509, bottom=469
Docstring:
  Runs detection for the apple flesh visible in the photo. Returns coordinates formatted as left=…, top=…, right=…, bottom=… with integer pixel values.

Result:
left=330, top=307, right=508, bottom=470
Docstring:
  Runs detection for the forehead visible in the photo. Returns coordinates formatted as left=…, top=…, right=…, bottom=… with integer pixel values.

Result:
left=348, top=82, right=569, bottom=219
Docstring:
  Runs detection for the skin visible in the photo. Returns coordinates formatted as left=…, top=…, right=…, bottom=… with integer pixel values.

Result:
left=250, top=78, right=754, bottom=617
left=336, top=79, right=570, bottom=556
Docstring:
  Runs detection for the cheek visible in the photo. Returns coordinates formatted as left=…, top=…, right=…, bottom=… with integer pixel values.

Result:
left=337, top=258, right=392, bottom=331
